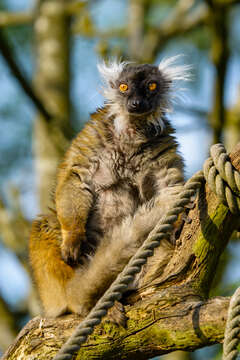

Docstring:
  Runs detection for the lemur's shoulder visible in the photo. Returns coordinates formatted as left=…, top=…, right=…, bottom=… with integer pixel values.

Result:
left=57, top=107, right=111, bottom=172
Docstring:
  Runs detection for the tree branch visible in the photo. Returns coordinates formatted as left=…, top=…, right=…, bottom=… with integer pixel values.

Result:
left=0, top=30, right=51, bottom=121
left=2, top=296, right=230, bottom=360
left=206, top=0, right=240, bottom=6
left=140, top=2, right=209, bottom=62
left=0, top=192, right=30, bottom=267
left=0, top=295, right=18, bottom=352
left=0, top=2, right=86, bottom=28
left=0, top=11, right=33, bottom=27
left=72, top=2, right=209, bottom=60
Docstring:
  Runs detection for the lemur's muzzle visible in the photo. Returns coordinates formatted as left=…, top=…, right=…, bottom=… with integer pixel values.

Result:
left=127, top=98, right=146, bottom=114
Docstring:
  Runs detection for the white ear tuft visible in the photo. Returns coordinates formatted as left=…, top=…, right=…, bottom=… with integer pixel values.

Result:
left=97, top=59, right=130, bottom=85
left=158, top=55, right=193, bottom=112
left=158, top=55, right=192, bottom=83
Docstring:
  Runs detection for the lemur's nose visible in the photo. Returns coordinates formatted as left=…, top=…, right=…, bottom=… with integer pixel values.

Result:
left=130, top=99, right=141, bottom=109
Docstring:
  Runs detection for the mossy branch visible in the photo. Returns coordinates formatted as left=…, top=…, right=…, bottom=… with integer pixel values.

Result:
left=3, top=144, right=240, bottom=359
left=2, top=297, right=230, bottom=360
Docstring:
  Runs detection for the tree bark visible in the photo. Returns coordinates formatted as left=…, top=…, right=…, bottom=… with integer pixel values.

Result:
left=2, top=297, right=230, bottom=360
left=3, top=143, right=240, bottom=359
left=225, top=90, right=240, bottom=152
left=0, top=11, right=33, bottom=27
left=33, top=0, right=73, bottom=212
left=128, top=0, right=145, bottom=61
left=209, top=3, right=230, bottom=144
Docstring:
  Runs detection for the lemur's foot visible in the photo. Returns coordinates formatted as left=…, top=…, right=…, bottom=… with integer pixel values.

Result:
left=107, top=301, right=127, bottom=328
left=185, top=197, right=196, bottom=210
left=170, top=198, right=197, bottom=244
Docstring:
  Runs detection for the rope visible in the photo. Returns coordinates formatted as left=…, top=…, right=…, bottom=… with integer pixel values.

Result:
left=223, top=288, right=240, bottom=360
left=52, top=143, right=240, bottom=360
left=204, top=144, right=240, bottom=213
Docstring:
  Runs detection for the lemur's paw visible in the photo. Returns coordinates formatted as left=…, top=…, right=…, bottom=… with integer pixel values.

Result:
left=107, top=301, right=128, bottom=328
left=61, top=231, right=85, bottom=265
left=170, top=199, right=196, bottom=244
left=185, top=198, right=196, bottom=210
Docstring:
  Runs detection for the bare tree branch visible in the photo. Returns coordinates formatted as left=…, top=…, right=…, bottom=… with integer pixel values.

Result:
left=0, top=295, right=18, bottom=352
left=140, top=2, right=209, bottom=62
left=0, top=2, right=86, bottom=28
left=0, top=11, right=33, bottom=27
left=0, top=30, right=51, bottom=121
left=0, top=192, right=30, bottom=267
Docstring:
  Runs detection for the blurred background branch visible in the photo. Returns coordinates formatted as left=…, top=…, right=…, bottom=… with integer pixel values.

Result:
left=0, top=30, right=51, bottom=120
left=0, top=11, right=33, bottom=26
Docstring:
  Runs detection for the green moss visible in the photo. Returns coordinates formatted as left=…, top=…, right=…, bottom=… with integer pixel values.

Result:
left=192, top=203, right=231, bottom=295
left=193, top=203, right=229, bottom=260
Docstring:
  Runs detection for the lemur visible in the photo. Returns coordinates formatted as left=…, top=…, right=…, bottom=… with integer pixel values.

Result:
left=29, top=56, right=190, bottom=323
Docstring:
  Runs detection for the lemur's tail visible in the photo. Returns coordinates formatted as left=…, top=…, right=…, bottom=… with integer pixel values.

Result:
left=66, top=201, right=173, bottom=316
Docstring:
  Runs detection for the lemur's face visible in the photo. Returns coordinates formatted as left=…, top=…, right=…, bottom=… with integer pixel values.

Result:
left=114, top=64, right=169, bottom=116
left=98, top=57, right=191, bottom=122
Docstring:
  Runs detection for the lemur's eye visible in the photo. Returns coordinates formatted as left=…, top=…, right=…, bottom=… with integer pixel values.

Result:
left=119, top=83, right=128, bottom=92
left=149, top=82, right=157, bottom=91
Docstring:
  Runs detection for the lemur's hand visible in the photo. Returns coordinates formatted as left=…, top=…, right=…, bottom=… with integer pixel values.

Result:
left=61, top=229, right=86, bottom=265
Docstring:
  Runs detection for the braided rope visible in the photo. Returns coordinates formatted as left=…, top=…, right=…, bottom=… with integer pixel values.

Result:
left=206, top=144, right=240, bottom=360
left=204, top=144, right=240, bottom=213
left=52, top=143, right=240, bottom=360
left=223, top=288, right=240, bottom=360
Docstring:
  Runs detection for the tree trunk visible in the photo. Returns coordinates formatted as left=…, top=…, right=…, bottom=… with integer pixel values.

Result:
left=128, top=0, right=145, bottom=61
left=33, top=0, right=73, bottom=212
left=209, top=4, right=230, bottom=144
left=225, top=89, right=240, bottom=152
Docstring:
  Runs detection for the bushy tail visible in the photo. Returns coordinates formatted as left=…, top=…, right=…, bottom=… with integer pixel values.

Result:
left=66, top=201, right=170, bottom=315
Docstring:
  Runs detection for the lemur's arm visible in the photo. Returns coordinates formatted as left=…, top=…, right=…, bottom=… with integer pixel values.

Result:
left=56, top=167, right=93, bottom=264
left=55, top=126, right=100, bottom=265
left=154, top=150, right=184, bottom=214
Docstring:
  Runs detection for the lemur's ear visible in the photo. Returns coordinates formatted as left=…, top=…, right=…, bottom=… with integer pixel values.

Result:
left=158, top=55, right=192, bottom=84
left=97, top=59, right=129, bottom=86
left=157, top=55, right=193, bottom=113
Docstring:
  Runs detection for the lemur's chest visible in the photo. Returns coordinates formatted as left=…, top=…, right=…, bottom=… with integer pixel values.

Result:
left=93, top=151, right=134, bottom=187
left=92, top=139, right=158, bottom=207
left=93, top=128, right=150, bottom=185
left=92, top=145, right=145, bottom=190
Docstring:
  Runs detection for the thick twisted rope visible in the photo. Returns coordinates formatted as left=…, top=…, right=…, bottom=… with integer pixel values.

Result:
left=204, top=143, right=240, bottom=213
left=203, top=144, right=240, bottom=360
left=53, top=143, right=240, bottom=360
left=223, top=288, right=240, bottom=360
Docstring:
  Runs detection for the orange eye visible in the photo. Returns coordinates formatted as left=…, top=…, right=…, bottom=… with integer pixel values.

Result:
left=119, top=83, right=128, bottom=92
left=149, top=82, right=157, bottom=91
